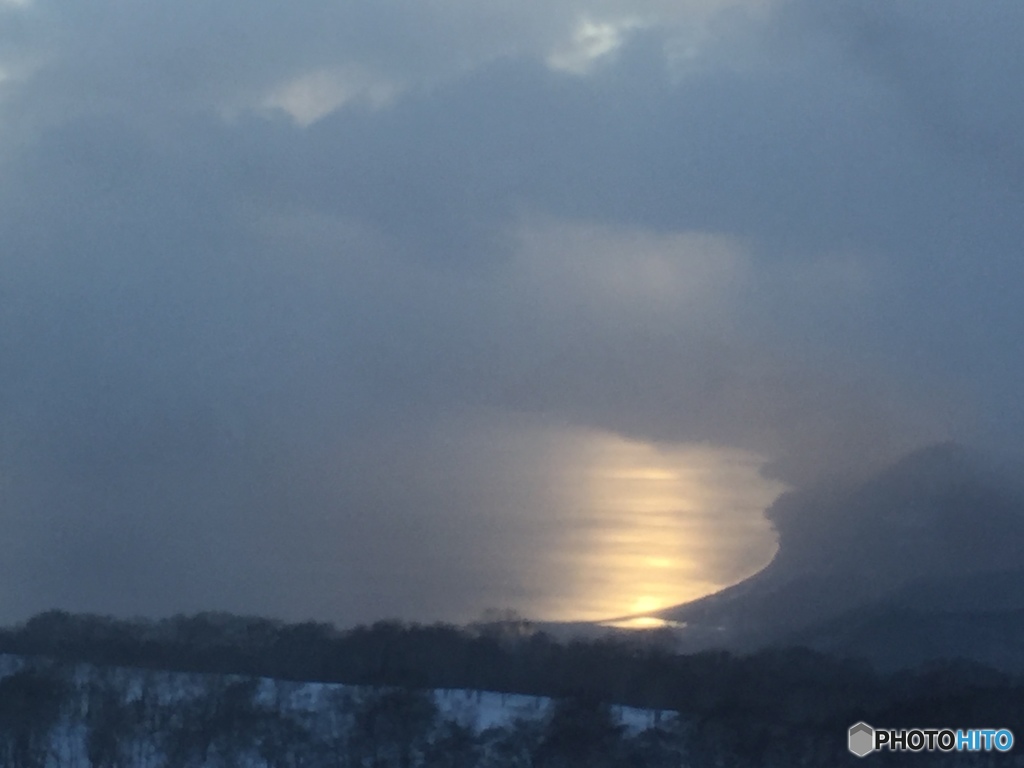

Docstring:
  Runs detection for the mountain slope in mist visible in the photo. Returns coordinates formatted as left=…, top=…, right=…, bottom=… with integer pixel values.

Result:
left=663, top=443, right=1024, bottom=669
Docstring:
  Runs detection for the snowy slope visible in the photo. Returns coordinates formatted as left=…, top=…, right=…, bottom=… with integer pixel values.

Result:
left=0, top=653, right=678, bottom=768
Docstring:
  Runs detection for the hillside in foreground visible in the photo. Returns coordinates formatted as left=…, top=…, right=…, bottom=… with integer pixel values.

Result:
left=2, top=610, right=1024, bottom=766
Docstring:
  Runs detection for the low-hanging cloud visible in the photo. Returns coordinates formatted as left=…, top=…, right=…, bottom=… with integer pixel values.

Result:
left=0, top=0, right=1019, bottom=625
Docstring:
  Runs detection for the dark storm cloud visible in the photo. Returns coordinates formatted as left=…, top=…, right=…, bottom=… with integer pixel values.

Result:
left=0, top=0, right=1021, bottom=624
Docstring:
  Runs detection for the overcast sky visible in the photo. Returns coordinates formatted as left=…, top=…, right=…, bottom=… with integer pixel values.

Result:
left=1, top=0, right=1022, bottom=626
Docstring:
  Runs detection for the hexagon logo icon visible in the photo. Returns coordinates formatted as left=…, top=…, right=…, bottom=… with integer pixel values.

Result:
left=849, top=722, right=875, bottom=757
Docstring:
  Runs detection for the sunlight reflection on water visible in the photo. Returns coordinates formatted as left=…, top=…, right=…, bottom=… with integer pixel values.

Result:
left=322, top=417, right=788, bottom=628
left=522, top=431, right=787, bottom=624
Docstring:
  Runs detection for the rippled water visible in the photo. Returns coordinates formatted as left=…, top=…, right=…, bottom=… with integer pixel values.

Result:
left=169, top=415, right=788, bottom=628
left=508, top=429, right=787, bottom=623
left=343, top=416, right=789, bottom=626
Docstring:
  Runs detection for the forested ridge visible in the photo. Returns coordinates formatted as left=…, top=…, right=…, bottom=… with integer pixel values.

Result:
left=0, top=610, right=879, bottom=712
left=0, top=610, right=1022, bottom=766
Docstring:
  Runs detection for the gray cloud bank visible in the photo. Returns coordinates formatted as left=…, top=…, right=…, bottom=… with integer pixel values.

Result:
left=1, top=0, right=1022, bottom=624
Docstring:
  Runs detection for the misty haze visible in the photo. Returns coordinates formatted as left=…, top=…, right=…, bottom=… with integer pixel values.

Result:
left=2, top=0, right=1024, bottom=765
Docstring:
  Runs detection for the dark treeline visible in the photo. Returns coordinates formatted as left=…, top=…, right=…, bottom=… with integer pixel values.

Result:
left=1, top=610, right=884, bottom=711
left=2, top=614, right=1024, bottom=741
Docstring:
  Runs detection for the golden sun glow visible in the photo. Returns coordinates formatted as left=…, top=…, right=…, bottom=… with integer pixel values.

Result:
left=528, top=431, right=786, bottom=625
left=600, top=616, right=686, bottom=630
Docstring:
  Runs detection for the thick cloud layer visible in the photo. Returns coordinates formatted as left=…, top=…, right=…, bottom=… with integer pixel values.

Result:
left=0, top=0, right=1021, bottom=625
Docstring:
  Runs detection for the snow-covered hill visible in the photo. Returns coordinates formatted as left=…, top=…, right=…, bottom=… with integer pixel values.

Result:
left=0, top=653, right=680, bottom=768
